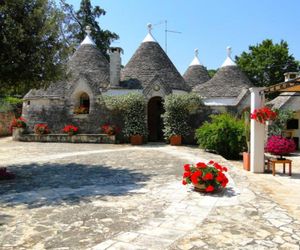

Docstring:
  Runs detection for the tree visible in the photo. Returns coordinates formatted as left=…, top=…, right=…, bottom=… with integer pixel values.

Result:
left=236, top=39, right=300, bottom=89
left=60, top=0, right=119, bottom=59
left=0, top=0, right=68, bottom=95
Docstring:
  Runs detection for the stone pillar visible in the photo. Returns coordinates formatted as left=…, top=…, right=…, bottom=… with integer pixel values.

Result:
left=109, top=47, right=123, bottom=88
left=250, top=87, right=265, bottom=173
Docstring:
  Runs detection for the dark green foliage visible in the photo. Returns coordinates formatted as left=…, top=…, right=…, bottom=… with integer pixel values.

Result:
left=0, top=97, right=23, bottom=116
left=208, top=69, right=217, bottom=78
left=195, top=113, right=246, bottom=159
left=236, top=39, right=300, bottom=91
left=59, top=0, right=119, bottom=59
left=268, top=109, right=294, bottom=136
left=162, top=93, right=203, bottom=140
left=103, top=93, right=147, bottom=137
left=0, top=0, right=68, bottom=95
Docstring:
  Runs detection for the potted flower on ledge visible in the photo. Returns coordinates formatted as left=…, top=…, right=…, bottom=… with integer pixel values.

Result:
left=182, top=160, right=229, bottom=193
left=63, top=124, right=79, bottom=136
left=10, top=117, right=27, bottom=140
left=34, top=124, right=50, bottom=135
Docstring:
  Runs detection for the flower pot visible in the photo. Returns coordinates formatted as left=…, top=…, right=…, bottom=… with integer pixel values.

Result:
left=243, top=152, right=250, bottom=171
left=131, top=135, right=143, bottom=145
left=170, top=135, right=182, bottom=146
left=193, top=183, right=206, bottom=192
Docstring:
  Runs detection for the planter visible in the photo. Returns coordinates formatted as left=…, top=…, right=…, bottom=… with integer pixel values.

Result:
left=131, top=135, right=143, bottom=145
left=12, top=127, right=25, bottom=141
left=193, top=183, right=206, bottom=192
left=170, top=135, right=182, bottom=146
left=243, top=152, right=250, bottom=171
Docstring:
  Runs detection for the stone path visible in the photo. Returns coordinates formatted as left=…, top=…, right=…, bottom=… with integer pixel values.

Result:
left=0, top=138, right=300, bottom=249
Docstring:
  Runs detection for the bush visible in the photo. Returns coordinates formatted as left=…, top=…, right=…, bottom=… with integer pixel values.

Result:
left=195, top=113, right=245, bottom=159
left=162, top=93, right=203, bottom=140
left=0, top=96, right=22, bottom=114
left=104, top=93, right=147, bottom=137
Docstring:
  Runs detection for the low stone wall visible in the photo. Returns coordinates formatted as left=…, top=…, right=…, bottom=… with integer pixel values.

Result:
left=0, top=112, right=15, bottom=137
left=13, top=131, right=116, bottom=144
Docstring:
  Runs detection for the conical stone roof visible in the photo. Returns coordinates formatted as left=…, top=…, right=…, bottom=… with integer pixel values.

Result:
left=183, top=49, right=210, bottom=88
left=67, top=28, right=109, bottom=89
left=121, top=25, right=189, bottom=91
left=193, top=47, right=252, bottom=98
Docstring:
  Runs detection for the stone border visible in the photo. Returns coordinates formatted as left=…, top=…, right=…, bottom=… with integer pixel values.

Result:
left=12, top=129, right=115, bottom=143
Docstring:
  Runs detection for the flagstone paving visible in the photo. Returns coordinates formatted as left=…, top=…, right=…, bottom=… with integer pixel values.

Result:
left=0, top=137, right=300, bottom=249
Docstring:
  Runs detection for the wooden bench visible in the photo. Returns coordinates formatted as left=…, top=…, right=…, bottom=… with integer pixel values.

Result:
left=267, top=158, right=292, bottom=176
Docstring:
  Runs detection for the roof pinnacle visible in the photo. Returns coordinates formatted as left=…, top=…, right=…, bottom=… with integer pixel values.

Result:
left=221, top=46, right=236, bottom=67
left=142, top=23, right=156, bottom=43
left=189, top=48, right=201, bottom=66
left=80, top=25, right=96, bottom=46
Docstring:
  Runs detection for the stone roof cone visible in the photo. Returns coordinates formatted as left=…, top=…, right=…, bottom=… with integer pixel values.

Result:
left=193, top=47, right=252, bottom=98
left=67, top=26, right=110, bottom=89
left=183, top=49, right=210, bottom=88
left=121, top=23, right=190, bottom=91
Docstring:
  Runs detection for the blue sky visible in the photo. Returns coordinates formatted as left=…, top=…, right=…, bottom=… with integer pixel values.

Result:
left=62, top=0, right=300, bottom=74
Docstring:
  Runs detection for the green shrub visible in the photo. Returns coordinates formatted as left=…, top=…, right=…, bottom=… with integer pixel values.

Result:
left=162, top=93, right=203, bottom=140
left=104, top=93, right=147, bottom=137
left=195, top=113, right=246, bottom=159
left=0, top=96, right=22, bottom=114
left=268, top=109, right=294, bottom=136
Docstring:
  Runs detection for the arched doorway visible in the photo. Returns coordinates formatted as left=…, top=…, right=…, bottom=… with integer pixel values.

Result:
left=148, top=96, right=164, bottom=142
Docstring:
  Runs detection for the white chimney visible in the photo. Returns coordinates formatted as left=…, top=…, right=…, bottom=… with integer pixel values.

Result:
left=284, top=72, right=299, bottom=82
left=109, top=47, right=123, bottom=88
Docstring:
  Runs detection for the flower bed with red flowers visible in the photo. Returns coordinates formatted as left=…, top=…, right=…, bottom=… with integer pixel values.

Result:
left=101, top=124, right=120, bottom=135
left=182, top=161, right=229, bottom=192
left=34, top=124, right=50, bottom=135
left=10, top=117, right=27, bottom=131
left=63, top=124, right=79, bottom=135
left=265, top=135, right=296, bottom=156
left=250, top=107, right=277, bottom=124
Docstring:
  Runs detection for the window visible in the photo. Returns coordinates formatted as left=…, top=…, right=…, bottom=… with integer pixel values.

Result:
left=74, top=92, right=90, bottom=114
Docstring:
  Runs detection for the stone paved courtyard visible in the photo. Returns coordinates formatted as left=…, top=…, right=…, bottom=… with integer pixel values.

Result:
left=0, top=137, right=300, bottom=249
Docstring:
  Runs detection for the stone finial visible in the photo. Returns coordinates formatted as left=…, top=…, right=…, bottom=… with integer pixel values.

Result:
left=195, top=48, right=199, bottom=58
left=147, top=23, right=153, bottom=34
left=85, top=26, right=92, bottom=35
left=142, top=23, right=156, bottom=43
left=226, top=46, right=232, bottom=58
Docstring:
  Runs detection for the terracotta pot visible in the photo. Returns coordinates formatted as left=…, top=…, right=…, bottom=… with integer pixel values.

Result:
left=193, top=183, right=206, bottom=192
left=243, top=152, right=250, bottom=171
left=170, top=135, right=182, bottom=146
left=130, top=135, right=143, bottom=145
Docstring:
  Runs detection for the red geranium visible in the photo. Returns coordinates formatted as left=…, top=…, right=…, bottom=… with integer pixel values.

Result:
left=10, top=117, right=27, bottom=132
left=63, top=125, right=79, bottom=135
left=182, top=160, right=229, bottom=193
left=34, top=124, right=50, bottom=135
left=101, top=124, right=120, bottom=135
left=251, top=107, right=277, bottom=124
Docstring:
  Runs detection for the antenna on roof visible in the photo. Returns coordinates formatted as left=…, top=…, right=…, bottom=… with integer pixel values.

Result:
left=154, top=20, right=181, bottom=54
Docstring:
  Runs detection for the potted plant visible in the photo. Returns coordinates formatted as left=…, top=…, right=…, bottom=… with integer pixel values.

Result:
left=265, top=135, right=296, bottom=160
left=242, top=110, right=251, bottom=171
left=34, top=123, right=50, bottom=135
left=63, top=124, right=79, bottom=136
left=101, top=123, right=120, bottom=136
left=163, top=93, right=202, bottom=146
left=74, top=105, right=88, bottom=114
left=251, top=106, right=277, bottom=124
left=122, top=94, right=147, bottom=145
left=10, top=117, right=27, bottom=138
left=182, top=160, right=229, bottom=193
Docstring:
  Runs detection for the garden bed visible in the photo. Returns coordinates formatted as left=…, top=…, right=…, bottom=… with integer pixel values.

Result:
left=13, top=132, right=116, bottom=144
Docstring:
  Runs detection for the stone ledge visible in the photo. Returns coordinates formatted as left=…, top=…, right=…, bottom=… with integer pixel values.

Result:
left=13, top=131, right=115, bottom=144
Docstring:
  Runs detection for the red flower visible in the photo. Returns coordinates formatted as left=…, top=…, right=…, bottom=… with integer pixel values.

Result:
left=196, top=162, right=207, bottom=168
left=184, top=164, right=191, bottom=172
left=183, top=172, right=191, bottom=178
left=203, top=172, right=214, bottom=181
left=182, top=180, right=187, bottom=185
left=191, top=171, right=202, bottom=184
left=222, top=167, right=228, bottom=172
left=207, top=160, right=214, bottom=165
left=213, top=163, right=223, bottom=171
left=206, top=185, right=214, bottom=192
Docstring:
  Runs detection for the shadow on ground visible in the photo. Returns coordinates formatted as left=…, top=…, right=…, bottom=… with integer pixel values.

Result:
left=0, top=163, right=151, bottom=208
